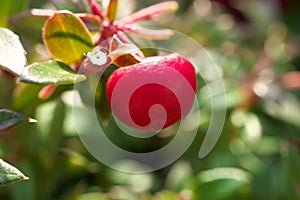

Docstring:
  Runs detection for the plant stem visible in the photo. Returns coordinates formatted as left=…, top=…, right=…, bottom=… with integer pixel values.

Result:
left=88, top=0, right=104, bottom=21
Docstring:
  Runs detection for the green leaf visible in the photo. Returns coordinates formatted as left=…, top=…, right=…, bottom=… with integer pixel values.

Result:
left=0, top=159, right=29, bottom=186
left=0, top=109, right=31, bottom=131
left=43, top=11, right=93, bottom=64
left=19, top=60, right=86, bottom=85
left=107, top=0, right=118, bottom=21
left=197, top=168, right=252, bottom=200
left=0, top=0, right=30, bottom=27
left=35, top=99, right=66, bottom=155
left=0, top=28, right=27, bottom=75
left=77, top=192, right=105, bottom=200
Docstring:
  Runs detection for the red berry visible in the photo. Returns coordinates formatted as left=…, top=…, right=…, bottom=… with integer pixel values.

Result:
left=106, top=53, right=197, bottom=132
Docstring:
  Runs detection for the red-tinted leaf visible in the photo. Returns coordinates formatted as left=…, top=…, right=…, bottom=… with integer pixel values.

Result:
left=43, top=11, right=94, bottom=64
left=0, top=109, right=34, bottom=131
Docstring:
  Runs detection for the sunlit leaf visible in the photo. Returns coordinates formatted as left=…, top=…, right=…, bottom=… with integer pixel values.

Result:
left=19, top=60, right=86, bottom=85
left=0, top=109, right=33, bottom=131
left=0, top=159, right=29, bottom=186
left=197, top=168, right=252, bottom=200
left=43, top=11, right=93, bottom=64
left=0, top=28, right=27, bottom=75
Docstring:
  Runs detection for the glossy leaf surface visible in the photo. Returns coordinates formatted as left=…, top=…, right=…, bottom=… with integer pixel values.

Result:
left=20, top=60, right=86, bottom=85
left=43, top=11, right=93, bottom=64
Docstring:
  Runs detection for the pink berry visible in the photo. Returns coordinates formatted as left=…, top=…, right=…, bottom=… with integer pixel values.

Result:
left=106, top=53, right=197, bottom=132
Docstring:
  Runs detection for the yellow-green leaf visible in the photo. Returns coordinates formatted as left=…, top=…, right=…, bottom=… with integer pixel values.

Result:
left=43, top=11, right=93, bottom=64
left=107, top=0, right=118, bottom=21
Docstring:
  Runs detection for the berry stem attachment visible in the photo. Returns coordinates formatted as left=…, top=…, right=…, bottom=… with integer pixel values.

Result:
left=38, top=85, right=56, bottom=99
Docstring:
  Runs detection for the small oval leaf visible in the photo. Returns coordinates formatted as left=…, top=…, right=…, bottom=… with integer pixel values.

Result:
left=43, top=11, right=94, bottom=64
left=19, top=60, right=86, bottom=85
left=0, top=109, right=30, bottom=131
left=0, top=159, right=29, bottom=186
left=0, top=28, right=27, bottom=75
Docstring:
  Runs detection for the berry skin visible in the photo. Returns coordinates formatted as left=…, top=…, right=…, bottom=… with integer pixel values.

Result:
left=106, top=53, right=197, bottom=132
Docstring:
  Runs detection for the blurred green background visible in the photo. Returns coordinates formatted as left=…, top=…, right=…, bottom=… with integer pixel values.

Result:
left=1, top=0, right=300, bottom=199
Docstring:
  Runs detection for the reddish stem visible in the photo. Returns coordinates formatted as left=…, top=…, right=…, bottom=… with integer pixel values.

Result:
left=95, top=21, right=118, bottom=46
left=115, top=22, right=174, bottom=40
left=88, top=0, right=104, bottom=21
left=119, top=1, right=178, bottom=24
